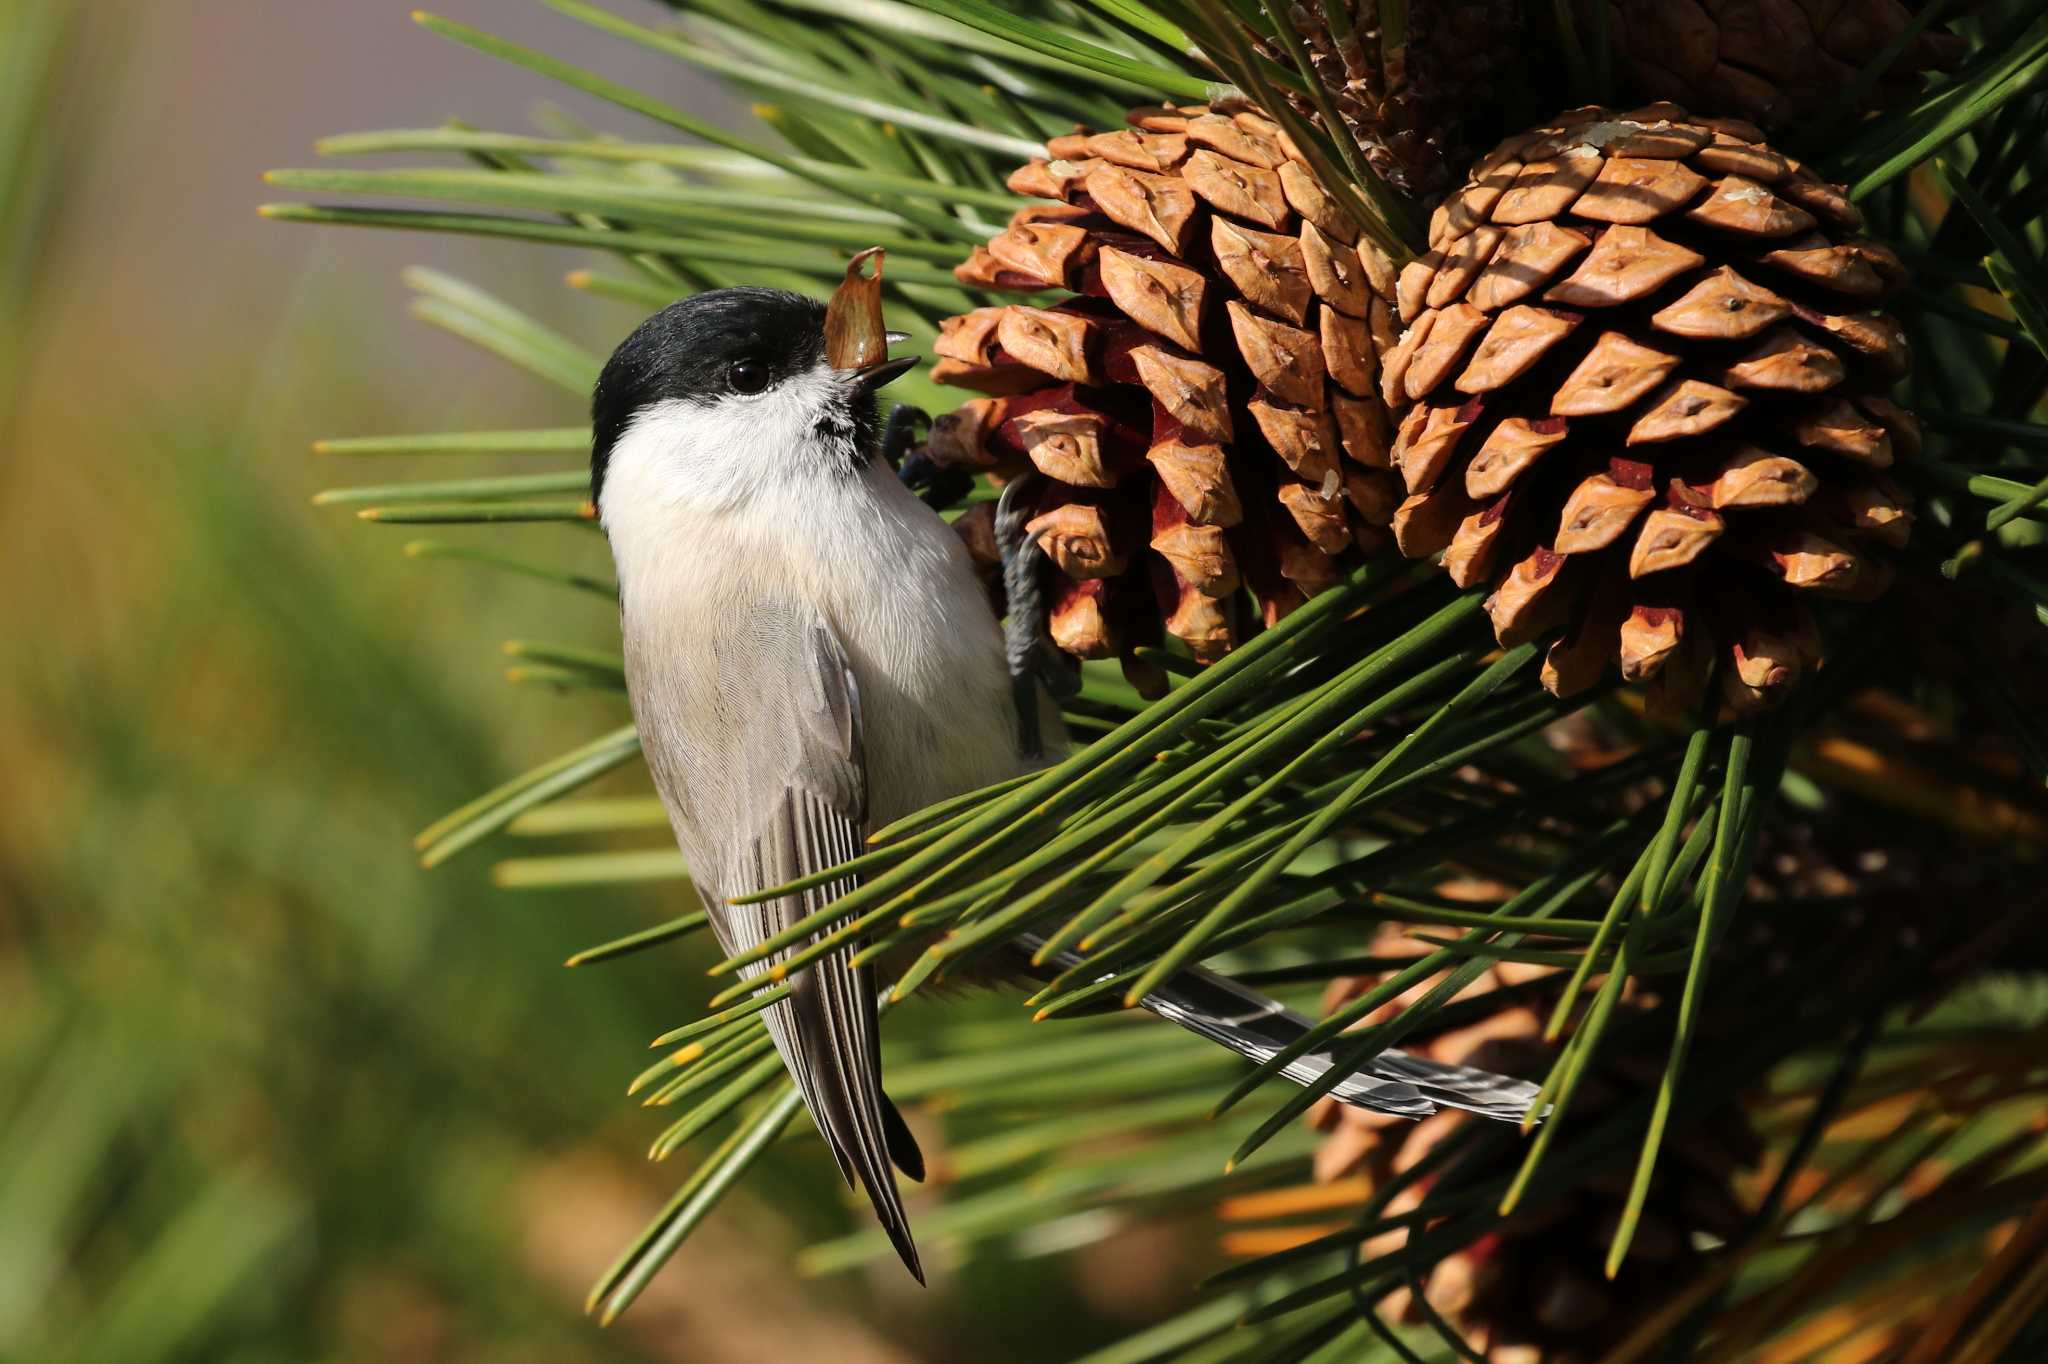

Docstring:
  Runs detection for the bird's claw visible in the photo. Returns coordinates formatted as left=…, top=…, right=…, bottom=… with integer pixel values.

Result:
left=994, top=474, right=1082, bottom=759
left=881, top=402, right=925, bottom=472
left=886, top=404, right=977, bottom=511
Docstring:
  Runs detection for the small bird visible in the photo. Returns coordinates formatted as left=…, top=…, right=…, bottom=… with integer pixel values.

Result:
left=592, top=250, right=1539, bottom=1283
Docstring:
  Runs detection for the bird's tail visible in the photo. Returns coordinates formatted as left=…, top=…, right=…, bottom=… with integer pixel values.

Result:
left=761, top=950, right=927, bottom=1283
left=1017, top=936, right=1543, bottom=1124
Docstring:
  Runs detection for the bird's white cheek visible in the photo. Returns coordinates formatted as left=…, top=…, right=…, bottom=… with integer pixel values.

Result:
left=598, top=376, right=844, bottom=522
left=601, top=398, right=763, bottom=518
left=597, top=376, right=856, bottom=589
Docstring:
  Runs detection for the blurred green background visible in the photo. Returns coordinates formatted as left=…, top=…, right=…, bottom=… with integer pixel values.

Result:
left=0, top=3, right=1195, bottom=1359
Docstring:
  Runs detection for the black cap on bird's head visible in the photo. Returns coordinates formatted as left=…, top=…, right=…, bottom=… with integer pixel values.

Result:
left=589, top=249, right=914, bottom=507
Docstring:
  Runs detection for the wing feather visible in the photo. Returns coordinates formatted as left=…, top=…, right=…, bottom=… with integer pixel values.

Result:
left=646, top=605, right=924, bottom=1281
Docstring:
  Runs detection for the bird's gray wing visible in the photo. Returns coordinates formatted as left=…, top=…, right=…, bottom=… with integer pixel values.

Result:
left=658, top=604, right=924, bottom=1282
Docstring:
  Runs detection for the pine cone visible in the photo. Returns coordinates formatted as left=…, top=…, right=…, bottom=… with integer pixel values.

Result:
left=931, top=104, right=1407, bottom=683
left=1263, top=3, right=1539, bottom=196
left=1305, top=929, right=1759, bottom=1363
left=1584, top=0, right=1970, bottom=130
left=1386, top=103, right=1917, bottom=713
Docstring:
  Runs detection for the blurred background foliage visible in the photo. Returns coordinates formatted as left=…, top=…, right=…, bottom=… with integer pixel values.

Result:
left=0, top=1, right=1164, bottom=1359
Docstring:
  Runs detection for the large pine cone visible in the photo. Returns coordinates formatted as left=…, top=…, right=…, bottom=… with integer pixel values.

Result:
left=1384, top=103, right=1917, bottom=713
left=929, top=103, right=1408, bottom=680
left=1585, top=0, right=1970, bottom=130
left=1266, top=2, right=1537, bottom=196
left=1302, top=932, right=1759, bottom=1363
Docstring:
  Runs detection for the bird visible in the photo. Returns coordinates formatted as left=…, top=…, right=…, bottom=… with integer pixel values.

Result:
left=591, top=248, right=1541, bottom=1283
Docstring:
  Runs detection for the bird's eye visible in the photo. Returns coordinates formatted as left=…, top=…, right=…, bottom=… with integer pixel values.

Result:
left=728, top=360, right=769, bottom=394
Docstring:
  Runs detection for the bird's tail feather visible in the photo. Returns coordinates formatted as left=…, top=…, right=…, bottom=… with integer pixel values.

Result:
left=1016, top=935, right=1543, bottom=1124
left=1365, top=1050, right=1548, bottom=1122
left=880, top=1092, right=926, bottom=1183
left=763, top=952, right=926, bottom=1283
left=756, top=929, right=1541, bottom=1290
left=741, top=783, right=927, bottom=1284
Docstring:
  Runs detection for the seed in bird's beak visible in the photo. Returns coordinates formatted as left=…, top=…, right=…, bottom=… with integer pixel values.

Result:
left=825, top=246, right=889, bottom=371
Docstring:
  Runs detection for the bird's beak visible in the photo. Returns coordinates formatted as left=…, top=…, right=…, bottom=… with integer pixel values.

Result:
left=852, top=354, right=917, bottom=394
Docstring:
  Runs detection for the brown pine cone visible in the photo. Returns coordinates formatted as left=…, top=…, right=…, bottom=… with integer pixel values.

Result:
left=1261, top=3, right=1539, bottom=196
left=1385, top=102, right=1917, bottom=713
left=930, top=103, right=1407, bottom=681
left=1299, top=926, right=1758, bottom=1363
left=1585, top=0, right=1970, bottom=131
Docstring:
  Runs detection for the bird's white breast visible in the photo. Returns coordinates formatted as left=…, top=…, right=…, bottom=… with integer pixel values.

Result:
left=603, top=398, right=1022, bottom=828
